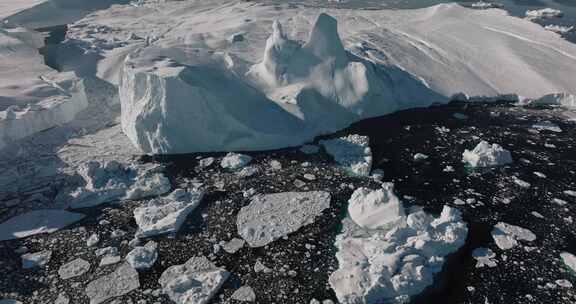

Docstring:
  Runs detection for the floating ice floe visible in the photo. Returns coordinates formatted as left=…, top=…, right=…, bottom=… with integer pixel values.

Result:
left=470, top=1, right=503, bottom=9
left=21, top=250, right=52, bottom=269
left=85, top=263, right=140, bottom=304
left=159, top=256, right=229, bottom=304
left=126, top=241, right=158, bottom=270
left=134, top=188, right=204, bottom=238
left=532, top=121, right=562, bottom=133
left=462, top=141, right=512, bottom=168
left=560, top=252, right=576, bottom=273
left=0, top=209, right=84, bottom=241
left=329, top=186, right=468, bottom=303
left=320, top=135, right=372, bottom=176
left=413, top=153, right=429, bottom=161
left=58, top=258, right=90, bottom=280
left=526, top=8, right=563, bottom=20
left=472, top=248, right=498, bottom=268
left=223, top=238, right=245, bottom=254
left=545, top=25, right=575, bottom=35
left=220, top=153, right=252, bottom=170
left=231, top=286, right=256, bottom=302
left=491, top=222, right=537, bottom=250
left=67, top=161, right=171, bottom=209
left=237, top=191, right=331, bottom=247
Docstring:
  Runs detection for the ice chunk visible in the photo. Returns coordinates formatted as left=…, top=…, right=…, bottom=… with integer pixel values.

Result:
left=545, top=25, right=575, bottom=35
left=0, top=210, right=84, bottom=241
left=472, top=248, right=498, bottom=268
left=222, top=238, right=245, bottom=254
left=347, top=184, right=405, bottom=230
left=526, top=8, right=563, bottom=20
left=159, top=256, right=229, bottom=304
left=134, top=188, right=204, bottom=238
left=68, top=161, right=170, bottom=209
left=85, top=263, right=140, bottom=304
left=560, top=252, right=576, bottom=273
left=532, top=121, right=562, bottom=133
left=470, top=1, right=503, bottom=9
left=221, top=153, right=252, bottom=170
left=237, top=191, right=331, bottom=247
left=58, top=258, right=90, bottom=280
left=21, top=250, right=52, bottom=269
left=462, top=141, right=512, bottom=168
left=491, top=222, right=537, bottom=250
left=320, top=135, right=372, bottom=176
left=231, top=286, right=256, bottom=302
left=330, top=186, right=468, bottom=303
left=126, top=241, right=158, bottom=270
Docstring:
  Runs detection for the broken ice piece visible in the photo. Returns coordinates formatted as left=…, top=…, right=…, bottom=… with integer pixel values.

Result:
left=159, top=256, right=229, bottom=304
left=320, top=135, right=372, bottom=176
left=237, top=191, right=330, bottom=247
left=126, top=241, right=158, bottom=270
left=462, top=141, right=512, bottom=168
left=221, top=153, right=252, bottom=170
left=472, top=248, right=498, bottom=268
left=134, top=188, right=204, bottom=238
left=491, top=222, right=537, bottom=250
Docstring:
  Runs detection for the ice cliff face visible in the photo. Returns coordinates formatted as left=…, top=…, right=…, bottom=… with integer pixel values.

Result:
left=119, top=13, right=399, bottom=154
left=0, top=27, right=88, bottom=151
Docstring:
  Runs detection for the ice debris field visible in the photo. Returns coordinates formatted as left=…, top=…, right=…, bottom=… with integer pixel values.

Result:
left=0, top=0, right=576, bottom=304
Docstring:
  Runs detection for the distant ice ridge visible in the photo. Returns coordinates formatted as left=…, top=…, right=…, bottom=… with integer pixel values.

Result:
left=330, top=184, right=468, bottom=303
left=0, top=27, right=88, bottom=151
left=66, top=1, right=576, bottom=154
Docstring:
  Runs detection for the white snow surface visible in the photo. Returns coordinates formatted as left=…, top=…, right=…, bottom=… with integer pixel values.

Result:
left=57, top=0, right=576, bottom=154
left=0, top=27, right=88, bottom=151
left=321, top=135, right=372, bottom=176
left=330, top=187, right=468, bottom=303
left=0, top=209, right=84, bottom=241
left=133, top=188, right=204, bottom=238
left=159, top=256, right=229, bottom=304
left=462, top=141, right=513, bottom=168
left=237, top=191, right=331, bottom=247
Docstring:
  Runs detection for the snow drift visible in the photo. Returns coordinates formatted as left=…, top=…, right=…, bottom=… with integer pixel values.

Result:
left=59, top=1, right=576, bottom=153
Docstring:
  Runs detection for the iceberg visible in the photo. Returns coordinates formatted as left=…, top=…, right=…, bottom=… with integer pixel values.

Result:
left=330, top=185, right=468, bottom=303
left=59, top=1, right=576, bottom=154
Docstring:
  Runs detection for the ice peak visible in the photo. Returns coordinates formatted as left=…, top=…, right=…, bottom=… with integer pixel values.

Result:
left=271, top=20, right=286, bottom=40
left=303, top=13, right=347, bottom=66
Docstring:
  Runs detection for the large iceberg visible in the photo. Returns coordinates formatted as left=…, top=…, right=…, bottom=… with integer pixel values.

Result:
left=59, top=0, right=576, bottom=154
